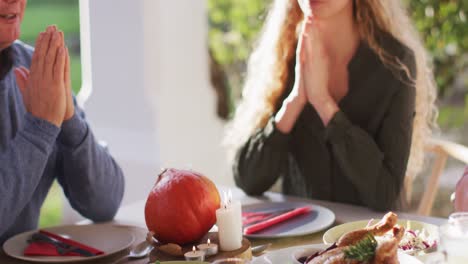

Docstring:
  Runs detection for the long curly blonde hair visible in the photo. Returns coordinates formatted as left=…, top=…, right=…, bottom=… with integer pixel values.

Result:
left=225, top=0, right=438, bottom=181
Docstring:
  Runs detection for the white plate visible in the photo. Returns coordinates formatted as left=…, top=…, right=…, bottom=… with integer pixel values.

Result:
left=160, top=262, right=210, bottom=264
left=242, top=201, right=335, bottom=239
left=3, top=224, right=135, bottom=263
left=322, top=219, right=439, bottom=245
left=251, top=244, right=424, bottom=264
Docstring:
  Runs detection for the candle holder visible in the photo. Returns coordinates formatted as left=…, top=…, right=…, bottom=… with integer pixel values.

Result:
left=151, top=232, right=252, bottom=262
left=212, top=258, right=250, bottom=264
left=184, top=246, right=205, bottom=261
left=197, top=238, right=218, bottom=256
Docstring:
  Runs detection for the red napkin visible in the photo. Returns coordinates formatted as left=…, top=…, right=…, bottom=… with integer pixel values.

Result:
left=244, top=206, right=311, bottom=235
left=242, top=208, right=295, bottom=226
left=24, top=230, right=104, bottom=257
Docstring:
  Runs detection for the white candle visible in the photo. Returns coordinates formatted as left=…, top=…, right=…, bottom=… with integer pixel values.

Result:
left=184, top=246, right=205, bottom=261
left=197, top=238, right=219, bottom=256
left=216, top=191, right=243, bottom=251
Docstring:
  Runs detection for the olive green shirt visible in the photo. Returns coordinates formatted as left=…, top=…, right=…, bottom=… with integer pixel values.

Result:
left=233, top=35, right=416, bottom=211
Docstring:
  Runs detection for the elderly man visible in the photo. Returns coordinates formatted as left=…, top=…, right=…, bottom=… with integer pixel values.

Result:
left=0, top=0, right=124, bottom=244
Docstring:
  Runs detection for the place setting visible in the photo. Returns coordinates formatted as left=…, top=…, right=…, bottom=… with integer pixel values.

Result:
left=135, top=168, right=338, bottom=263
left=2, top=224, right=136, bottom=263
left=145, top=170, right=252, bottom=263
left=241, top=200, right=336, bottom=239
left=2, top=168, right=467, bottom=264
left=249, top=211, right=468, bottom=264
left=251, top=212, right=430, bottom=264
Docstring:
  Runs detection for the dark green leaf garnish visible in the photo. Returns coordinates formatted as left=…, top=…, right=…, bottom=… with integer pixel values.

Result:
left=343, top=233, right=378, bottom=262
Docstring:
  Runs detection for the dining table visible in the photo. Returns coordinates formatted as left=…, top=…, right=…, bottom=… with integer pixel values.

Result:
left=0, top=186, right=446, bottom=264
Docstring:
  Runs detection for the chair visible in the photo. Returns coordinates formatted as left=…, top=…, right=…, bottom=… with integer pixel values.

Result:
left=270, top=138, right=467, bottom=216
left=454, top=166, right=468, bottom=211
left=407, top=138, right=468, bottom=216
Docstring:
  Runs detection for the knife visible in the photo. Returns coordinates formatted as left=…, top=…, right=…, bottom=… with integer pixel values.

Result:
left=243, top=209, right=296, bottom=227
left=244, top=206, right=312, bottom=235
left=242, top=207, right=296, bottom=217
left=30, top=232, right=96, bottom=257
left=243, top=208, right=297, bottom=227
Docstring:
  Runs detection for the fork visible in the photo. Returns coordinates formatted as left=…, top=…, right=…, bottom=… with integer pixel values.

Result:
left=28, top=233, right=79, bottom=256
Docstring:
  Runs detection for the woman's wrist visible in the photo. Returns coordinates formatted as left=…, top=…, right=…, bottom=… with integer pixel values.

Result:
left=309, top=95, right=339, bottom=126
left=274, top=95, right=306, bottom=134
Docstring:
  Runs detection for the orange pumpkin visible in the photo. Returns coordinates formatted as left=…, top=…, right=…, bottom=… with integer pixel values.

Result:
left=145, top=168, right=221, bottom=244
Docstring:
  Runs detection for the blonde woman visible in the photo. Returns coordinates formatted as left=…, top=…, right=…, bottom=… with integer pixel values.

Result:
left=226, top=0, right=437, bottom=211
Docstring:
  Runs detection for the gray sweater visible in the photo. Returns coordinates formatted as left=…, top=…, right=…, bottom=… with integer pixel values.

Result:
left=0, top=41, right=125, bottom=244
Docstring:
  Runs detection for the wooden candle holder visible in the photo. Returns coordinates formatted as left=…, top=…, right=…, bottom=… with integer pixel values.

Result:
left=150, top=232, right=251, bottom=262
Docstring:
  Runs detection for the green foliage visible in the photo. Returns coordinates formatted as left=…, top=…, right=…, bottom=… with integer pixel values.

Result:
left=21, top=0, right=82, bottom=94
left=70, top=54, right=82, bottom=95
left=208, top=0, right=270, bottom=66
left=21, top=3, right=80, bottom=44
left=438, top=105, right=467, bottom=128
left=343, top=233, right=378, bottom=262
left=207, top=0, right=468, bottom=127
left=405, top=0, right=467, bottom=98
left=39, top=182, right=63, bottom=228
left=465, top=94, right=468, bottom=114
left=207, top=0, right=271, bottom=94
left=26, top=0, right=77, bottom=7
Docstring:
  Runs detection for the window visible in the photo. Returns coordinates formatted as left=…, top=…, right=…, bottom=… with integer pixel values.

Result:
left=22, top=0, right=81, bottom=94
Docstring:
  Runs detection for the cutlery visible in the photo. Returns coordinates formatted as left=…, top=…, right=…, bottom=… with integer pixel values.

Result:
left=243, top=208, right=296, bottom=226
left=27, top=236, right=75, bottom=256
left=128, top=240, right=154, bottom=259
left=111, top=240, right=154, bottom=264
left=244, top=210, right=294, bottom=227
left=242, top=207, right=295, bottom=217
left=29, top=232, right=96, bottom=257
left=251, top=243, right=272, bottom=256
left=244, top=206, right=312, bottom=235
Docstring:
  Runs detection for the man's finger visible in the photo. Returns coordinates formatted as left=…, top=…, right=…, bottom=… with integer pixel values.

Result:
left=14, top=68, right=27, bottom=93
left=41, top=26, right=58, bottom=76
left=19, top=66, right=30, bottom=78
left=64, top=47, right=71, bottom=88
left=57, top=30, right=65, bottom=81
left=54, top=46, right=66, bottom=84
left=46, top=31, right=63, bottom=81
left=14, top=68, right=30, bottom=110
left=30, top=32, right=44, bottom=75
left=34, top=30, right=53, bottom=78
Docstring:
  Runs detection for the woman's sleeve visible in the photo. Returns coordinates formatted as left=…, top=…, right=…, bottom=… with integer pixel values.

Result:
left=325, top=80, right=416, bottom=211
left=233, top=117, right=290, bottom=196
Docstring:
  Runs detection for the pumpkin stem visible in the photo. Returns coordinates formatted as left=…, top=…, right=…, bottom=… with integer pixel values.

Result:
left=156, top=168, right=168, bottom=184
